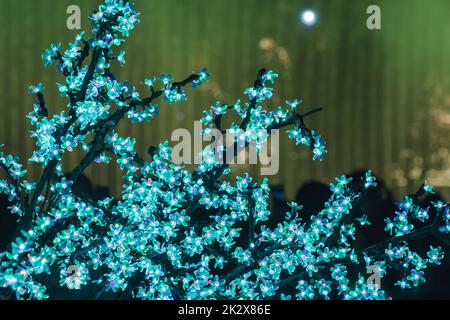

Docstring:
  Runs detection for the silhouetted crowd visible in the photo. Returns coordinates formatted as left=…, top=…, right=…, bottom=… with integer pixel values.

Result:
left=0, top=170, right=448, bottom=299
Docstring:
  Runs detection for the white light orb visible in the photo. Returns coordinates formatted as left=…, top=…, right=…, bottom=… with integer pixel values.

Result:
left=300, top=9, right=317, bottom=26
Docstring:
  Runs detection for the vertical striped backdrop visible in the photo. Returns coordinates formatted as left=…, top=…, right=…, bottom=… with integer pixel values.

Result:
left=0, top=0, right=449, bottom=200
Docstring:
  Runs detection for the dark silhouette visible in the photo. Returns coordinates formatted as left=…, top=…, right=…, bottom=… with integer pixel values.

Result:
left=0, top=195, right=18, bottom=251
left=67, top=173, right=93, bottom=200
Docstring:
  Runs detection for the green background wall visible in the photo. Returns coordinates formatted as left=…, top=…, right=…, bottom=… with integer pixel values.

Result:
left=0, top=0, right=449, bottom=200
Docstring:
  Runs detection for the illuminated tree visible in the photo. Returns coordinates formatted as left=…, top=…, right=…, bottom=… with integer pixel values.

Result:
left=0, top=0, right=448, bottom=300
